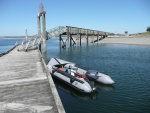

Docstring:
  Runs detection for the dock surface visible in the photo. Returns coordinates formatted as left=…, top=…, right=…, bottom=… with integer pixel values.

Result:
left=0, top=47, right=65, bottom=113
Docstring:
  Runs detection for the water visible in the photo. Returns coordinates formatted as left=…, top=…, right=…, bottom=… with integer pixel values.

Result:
left=0, top=38, right=23, bottom=53
left=46, top=38, right=150, bottom=113
left=1, top=38, right=150, bottom=113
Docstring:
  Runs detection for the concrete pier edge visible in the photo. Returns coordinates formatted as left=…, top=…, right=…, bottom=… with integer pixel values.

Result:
left=0, top=44, right=19, bottom=57
left=39, top=50, right=66, bottom=113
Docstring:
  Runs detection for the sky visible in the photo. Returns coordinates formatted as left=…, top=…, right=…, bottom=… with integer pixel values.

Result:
left=0, top=0, right=150, bottom=36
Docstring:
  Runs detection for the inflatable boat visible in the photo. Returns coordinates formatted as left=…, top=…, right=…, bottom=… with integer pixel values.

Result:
left=47, top=58, right=115, bottom=93
left=85, top=70, right=115, bottom=84
left=47, top=58, right=96, bottom=93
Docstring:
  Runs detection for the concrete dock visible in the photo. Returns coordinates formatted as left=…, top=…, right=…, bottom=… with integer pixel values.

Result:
left=0, top=46, right=65, bottom=113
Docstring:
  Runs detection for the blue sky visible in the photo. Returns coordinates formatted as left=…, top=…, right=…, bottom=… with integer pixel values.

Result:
left=0, top=0, right=150, bottom=36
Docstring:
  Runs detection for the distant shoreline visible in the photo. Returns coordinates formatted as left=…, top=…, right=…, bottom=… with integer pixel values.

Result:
left=99, top=37, right=150, bottom=46
left=2, top=36, right=150, bottom=46
left=78, top=36, right=150, bottom=46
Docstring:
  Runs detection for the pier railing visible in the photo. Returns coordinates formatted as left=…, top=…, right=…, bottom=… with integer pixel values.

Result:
left=17, top=36, right=41, bottom=51
left=47, top=26, right=66, bottom=39
left=18, top=26, right=111, bottom=51
left=46, top=26, right=111, bottom=40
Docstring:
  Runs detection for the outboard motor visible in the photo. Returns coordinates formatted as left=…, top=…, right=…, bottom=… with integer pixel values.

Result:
left=85, top=70, right=100, bottom=81
left=89, top=81, right=96, bottom=91
left=85, top=70, right=99, bottom=91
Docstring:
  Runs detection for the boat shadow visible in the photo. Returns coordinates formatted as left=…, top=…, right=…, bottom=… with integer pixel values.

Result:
left=95, top=82, right=115, bottom=91
left=53, top=77, right=115, bottom=100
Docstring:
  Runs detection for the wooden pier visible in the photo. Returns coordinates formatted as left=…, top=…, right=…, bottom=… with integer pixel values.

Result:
left=0, top=46, right=65, bottom=113
left=46, top=26, right=111, bottom=48
left=36, top=5, right=111, bottom=50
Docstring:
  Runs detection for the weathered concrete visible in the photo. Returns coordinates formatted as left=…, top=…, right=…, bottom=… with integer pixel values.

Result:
left=0, top=47, right=65, bottom=113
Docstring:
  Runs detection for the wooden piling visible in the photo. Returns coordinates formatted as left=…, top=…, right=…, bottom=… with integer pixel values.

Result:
left=59, top=34, right=62, bottom=49
left=86, top=30, right=88, bottom=45
left=66, top=26, right=70, bottom=48
left=97, top=32, right=99, bottom=43
left=79, top=29, right=81, bottom=46
left=37, top=16, right=41, bottom=51
left=92, top=31, right=94, bottom=43
left=70, top=34, right=72, bottom=47
left=42, top=11, right=47, bottom=52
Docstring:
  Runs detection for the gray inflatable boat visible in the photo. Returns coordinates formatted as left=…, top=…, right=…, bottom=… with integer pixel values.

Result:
left=47, top=58, right=96, bottom=93
left=47, top=58, right=114, bottom=93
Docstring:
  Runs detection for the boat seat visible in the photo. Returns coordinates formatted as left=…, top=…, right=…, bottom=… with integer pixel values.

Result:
left=59, top=68, right=64, bottom=71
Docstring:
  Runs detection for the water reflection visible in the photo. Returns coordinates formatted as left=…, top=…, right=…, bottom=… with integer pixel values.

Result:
left=95, top=82, right=115, bottom=91
left=53, top=77, right=114, bottom=100
left=44, top=39, right=150, bottom=113
left=53, top=77, right=98, bottom=100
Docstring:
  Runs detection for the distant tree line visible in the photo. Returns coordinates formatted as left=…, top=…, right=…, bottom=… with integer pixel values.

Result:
left=109, top=33, right=115, bottom=35
left=147, top=27, right=150, bottom=32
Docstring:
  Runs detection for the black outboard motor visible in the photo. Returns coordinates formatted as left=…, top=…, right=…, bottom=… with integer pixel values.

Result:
left=89, top=81, right=96, bottom=91
left=85, top=70, right=99, bottom=81
left=85, top=70, right=100, bottom=91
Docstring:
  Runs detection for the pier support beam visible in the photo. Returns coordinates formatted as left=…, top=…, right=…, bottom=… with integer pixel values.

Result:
left=67, top=26, right=71, bottom=47
left=86, top=30, right=88, bottom=45
left=92, top=31, right=94, bottom=43
left=79, top=34, right=81, bottom=46
left=87, top=35, right=89, bottom=45
left=59, top=34, right=62, bottom=48
left=70, top=34, right=72, bottom=47
left=71, top=36, right=76, bottom=46
left=79, top=29, right=81, bottom=46
left=37, top=4, right=47, bottom=52
left=42, top=12, right=47, bottom=52
left=59, top=35, right=66, bottom=48
left=37, top=16, right=41, bottom=51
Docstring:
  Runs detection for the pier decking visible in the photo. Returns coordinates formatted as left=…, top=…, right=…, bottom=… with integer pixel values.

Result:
left=0, top=46, right=65, bottom=113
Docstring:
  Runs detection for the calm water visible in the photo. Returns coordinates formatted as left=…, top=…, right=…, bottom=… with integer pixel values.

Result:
left=46, top=38, right=150, bottom=113
left=0, top=38, right=22, bottom=53
left=1, top=38, right=150, bottom=113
